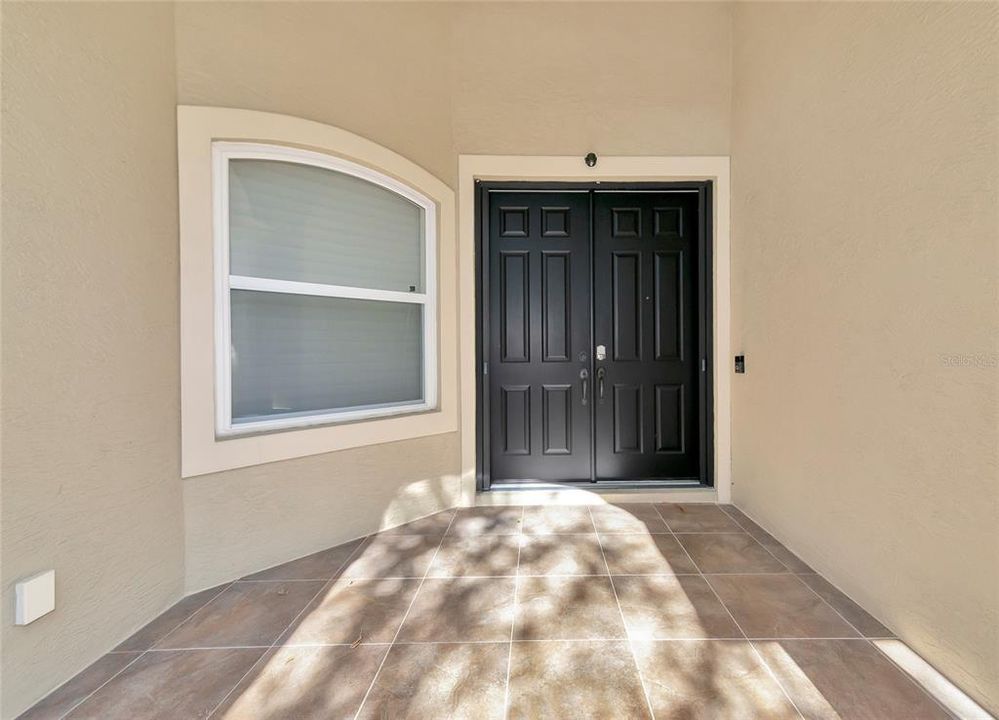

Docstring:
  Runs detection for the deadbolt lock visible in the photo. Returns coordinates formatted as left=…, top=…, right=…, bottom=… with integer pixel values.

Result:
left=596, top=344, right=607, bottom=361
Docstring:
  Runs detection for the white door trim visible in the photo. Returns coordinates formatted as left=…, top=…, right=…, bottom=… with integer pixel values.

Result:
left=457, top=154, right=731, bottom=505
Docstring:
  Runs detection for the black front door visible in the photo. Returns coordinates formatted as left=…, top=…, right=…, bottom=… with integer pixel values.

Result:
left=488, top=191, right=593, bottom=482
left=592, top=192, right=701, bottom=480
left=482, top=185, right=709, bottom=486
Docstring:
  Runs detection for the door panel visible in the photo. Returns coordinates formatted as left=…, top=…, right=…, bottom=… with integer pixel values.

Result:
left=593, top=192, right=701, bottom=480
left=488, top=191, right=592, bottom=482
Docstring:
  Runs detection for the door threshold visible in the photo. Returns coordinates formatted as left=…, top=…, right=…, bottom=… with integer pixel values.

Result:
left=475, top=483, right=716, bottom=507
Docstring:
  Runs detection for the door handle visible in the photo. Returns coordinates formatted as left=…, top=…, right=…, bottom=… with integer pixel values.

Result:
left=580, top=368, right=589, bottom=406
left=596, top=367, right=606, bottom=400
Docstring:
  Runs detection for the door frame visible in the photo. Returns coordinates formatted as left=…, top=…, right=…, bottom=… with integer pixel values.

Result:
left=476, top=182, right=713, bottom=491
left=458, top=155, right=732, bottom=504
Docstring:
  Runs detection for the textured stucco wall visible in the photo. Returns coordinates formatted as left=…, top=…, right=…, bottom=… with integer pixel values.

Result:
left=1, top=3, right=184, bottom=717
left=731, top=3, right=999, bottom=713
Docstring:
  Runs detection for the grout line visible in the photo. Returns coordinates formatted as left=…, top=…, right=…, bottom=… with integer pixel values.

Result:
left=589, top=506, right=657, bottom=720
left=55, top=580, right=238, bottom=720
left=205, top=537, right=371, bottom=719
left=786, top=573, right=957, bottom=719
left=502, top=506, right=525, bottom=720
left=55, top=652, right=145, bottom=720
left=125, top=635, right=887, bottom=652
left=653, top=503, right=808, bottom=720
left=353, top=508, right=460, bottom=718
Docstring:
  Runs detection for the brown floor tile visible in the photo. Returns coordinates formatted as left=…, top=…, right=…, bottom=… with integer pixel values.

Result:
left=590, top=503, right=669, bottom=534
left=156, top=581, right=324, bottom=648
left=657, top=503, right=743, bottom=532
left=64, top=649, right=264, bottom=720
left=242, top=538, right=364, bottom=581
left=18, top=653, right=140, bottom=720
left=677, top=533, right=789, bottom=573
left=507, top=641, right=651, bottom=720
left=214, top=644, right=387, bottom=720
left=755, top=639, right=951, bottom=719
left=514, top=575, right=625, bottom=640
left=397, top=577, right=515, bottom=642
left=707, top=575, right=859, bottom=638
left=340, top=534, right=440, bottom=579
left=518, top=534, right=607, bottom=576
left=718, top=507, right=814, bottom=573
left=447, top=506, right=523, bottom=536
left=633, top=640, right=799, bottom=719
left=599, top=533, right=699, bottom=575
left=521, top=506, right=594, bottom=534
left=613, top=575, right=741, bottom=639
left=755, top=533, right=813, bottom=573
left=798, top=574, right=893, bottom=637
left=115, top=584, right=231, bottom=652
left=279, top=577, right=420, bottom=645
left=427, top=534, right=521, bottom=577
left=379, top=509, right=455, bottom=536
left=357, top=642, right=508, bottom=720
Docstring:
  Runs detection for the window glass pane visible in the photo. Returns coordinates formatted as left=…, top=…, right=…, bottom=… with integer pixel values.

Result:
left=230, top=290, right=423, bottom=423
left=228, top=159, right=425, bottom=293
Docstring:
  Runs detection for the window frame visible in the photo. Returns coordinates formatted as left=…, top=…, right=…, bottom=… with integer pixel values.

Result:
left=212, top=142, right=439, bottom=437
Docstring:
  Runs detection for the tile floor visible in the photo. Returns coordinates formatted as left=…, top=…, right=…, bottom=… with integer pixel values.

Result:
left=21, top=503, right=963, bottom=719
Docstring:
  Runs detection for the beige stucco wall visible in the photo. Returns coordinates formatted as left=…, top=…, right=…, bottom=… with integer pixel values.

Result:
left=731, top=3, right=999, bottom=714
left=0, top=3, right=184, bottom=717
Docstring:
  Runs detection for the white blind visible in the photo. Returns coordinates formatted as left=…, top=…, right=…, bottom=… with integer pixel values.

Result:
left=228, top=159, right=425, bottom=293
left=230, top=290, right=424, bottom=423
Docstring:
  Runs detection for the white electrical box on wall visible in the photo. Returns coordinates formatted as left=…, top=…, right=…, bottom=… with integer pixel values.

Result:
left=15, top=570, right=55, bottom=625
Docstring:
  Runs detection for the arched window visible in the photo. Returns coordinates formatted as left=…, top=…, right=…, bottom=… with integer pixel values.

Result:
left=212, top=143, right=438, bottom=435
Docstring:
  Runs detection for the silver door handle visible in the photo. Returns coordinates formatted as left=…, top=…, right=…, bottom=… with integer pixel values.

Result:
left=580, top=368, right=589, bottom=406
left=596, top=367, right=606, bottom=400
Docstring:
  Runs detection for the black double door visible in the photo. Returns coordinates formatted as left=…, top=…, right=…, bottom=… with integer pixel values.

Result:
left=485, top=187, right=709, bottom=485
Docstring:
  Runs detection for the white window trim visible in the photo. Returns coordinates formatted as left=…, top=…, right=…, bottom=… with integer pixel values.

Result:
left=212, top=142, right=438, bottom=437
left=179, top=106, right=457, bottom=478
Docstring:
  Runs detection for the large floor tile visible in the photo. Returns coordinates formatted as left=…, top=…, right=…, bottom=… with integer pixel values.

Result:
left=707, top=575, right=859, bottom=639
left=447, top=506, right=523, bottom=537
left=427, top=534, right=521, bottom=577
left=18, top=653, right=140, bottom=720
left=397, top=577, right=516, bottom=642
left=599, top=533, right=699, bottom=575
left=657, top=504, right=743, bottom=532
left=521, top=506, right=594, bottom=534
left=64, top=649, right=264, bottom=720
left=514, top=575, right=625, bottom=640
left=797, top=574, right=893, bottom=637
left=755, top=639, right=952, bottom=719
left=589, top=503, right=669, bottom=534
left=156, top=581, right=324, bottom=648
left=507, top=641, right=651, bottom=720
left=717, top=508, right=813, bottom=573
left=214, top=644, right=387, bottom=720
left=633, top=640, right=799, bottom=719
left=613, top=575, right=741, bottom=639
left=115, top=584, right=231, bottom=652
left=519, top=534, right=607, bottom=576
left=754, top=532, right=813, bottom=573
left=357, top=642, right=508, bottom=720
left=279, top=577, right=420, bottom=646
left=340, top=535, right=440, bottom=579
left=379, top=509, right=455, bottom=537
left=242, top=539, right=364, bottom=582
left=677, top=533, right=788, bottom=573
